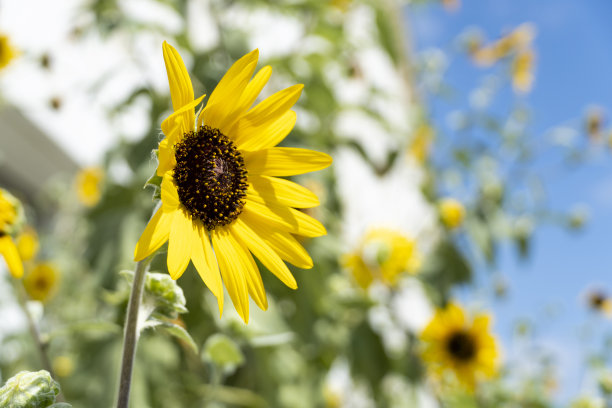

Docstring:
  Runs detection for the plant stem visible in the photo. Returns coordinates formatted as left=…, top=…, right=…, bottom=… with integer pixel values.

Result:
left=13, top=282, right=64, bottom=402
left=116, top=257, right=151, bottom=408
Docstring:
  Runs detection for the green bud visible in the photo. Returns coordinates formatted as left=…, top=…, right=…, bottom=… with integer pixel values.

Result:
left=121, top=271, right=188, bottom=318
left=0, top=370, right=64, bottom=408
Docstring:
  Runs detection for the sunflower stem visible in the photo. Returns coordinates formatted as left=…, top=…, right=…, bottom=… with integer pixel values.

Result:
left=116, top=256, right=151, bottom=408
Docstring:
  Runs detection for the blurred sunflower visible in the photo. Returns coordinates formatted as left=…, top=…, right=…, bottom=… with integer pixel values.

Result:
left=343, top=228, right=421, bottom=289
left=438, top=198, right=465, bottom=229
left=75, top=167, right=104, bottom=207
left=0, top=33, right=18, bottom=71
left=421, top=303, right=498, bottom=390
left=0, top=189, right=23, bottom=278
left=16, top=227, right=39, bottom=262
left=23, top=262, right=59, bottom=302
left=134, top=42, right=331, bottom=323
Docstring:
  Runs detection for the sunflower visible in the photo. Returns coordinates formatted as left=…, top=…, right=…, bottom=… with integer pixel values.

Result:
left=134, top=42, right=331, bottom=323
left=343, top=228, right=421, bottom=289
left=23, top=262, right=59, bottom=302
left=421, top=302, right=498, bottom=390
left=75, top=167, right=104, bottom=207
left=438, top=198, right=465, bottom=230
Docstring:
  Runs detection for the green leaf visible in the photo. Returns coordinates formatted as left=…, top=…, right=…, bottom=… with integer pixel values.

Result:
left=144, top=320, right=198, bottom=354
left=202, top=333, right=245, bottom=375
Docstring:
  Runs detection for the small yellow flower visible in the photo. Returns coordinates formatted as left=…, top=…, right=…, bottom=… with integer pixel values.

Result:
left=409, top=122, right=434, bottom=163
left=343, top=228, right=421, bottom=289
left=0, top=33, right=18, bottom=71
left=134, top=43, right=331, bottom=323
left=438, top=198, right=465, bottom=229
left=75, top=167, right=104, bottom=207
left=17, top=227, right=39, bottom=262
left=512, top=49, right=535, bottom=94
left=0, top=189, right=23, bottom=278
left=421, top=303, right=498, bottom=390
left=52, top=356, right=75, bottom=378
left=23, top=262, right=59, bottom=302
left=471, top=23, right=535, bottom=67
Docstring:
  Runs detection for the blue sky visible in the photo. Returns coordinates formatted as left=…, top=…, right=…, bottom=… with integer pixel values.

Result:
left=410, top=0, right=612, bottom=402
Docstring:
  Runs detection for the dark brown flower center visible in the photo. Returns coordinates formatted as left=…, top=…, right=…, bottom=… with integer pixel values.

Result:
left=446, top=331, right=476, bottom=361
left=173, top=126, right=247, bottom=230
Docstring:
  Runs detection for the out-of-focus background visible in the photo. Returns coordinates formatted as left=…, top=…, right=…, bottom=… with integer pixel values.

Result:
left=1, top=0, right=612, bottom=407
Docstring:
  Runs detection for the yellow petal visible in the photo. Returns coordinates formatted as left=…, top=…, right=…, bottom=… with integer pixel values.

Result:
left=235, top=84, right=303, bottom=130
left=190, top=220, right=224, bottom=314
left=243, top=147, right=332, bottom=177
left=167, top=209, right=193, bottom=280
left=204, top=50, right=260, bottom=132
left=232, top=218, right=297, bottom=289
left=247, top=175, right=320, bottom=209
left=242, top=199, right=326, bottom=238
left=212, top=228, right=250, bottom=323
left=227, top=225, right=268, bottom=311
left=161, top=174, right=180, bottom=212
left=161, top=94, right=206, bottom=135
left=239, top=211, right=313, bottom=269
left=234, top=66, right=272, bottom=117
left=157, top=133, right=178, bottom=177
left=162, top=41, right=194, bottom=112
left=0, top=236, right=23, bottom=278
left=134, top=207, right=173, bottom=261
left=233, top=110, right=297, bottom=151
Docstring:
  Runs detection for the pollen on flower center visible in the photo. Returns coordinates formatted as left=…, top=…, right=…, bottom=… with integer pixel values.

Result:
left=173, top=125, right=248, bottom=230
left=446, top=331, right=476, bottom=361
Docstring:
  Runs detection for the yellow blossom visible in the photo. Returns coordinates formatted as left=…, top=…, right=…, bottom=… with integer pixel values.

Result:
left=438, top=198, right=465, bottom=229
left=134, top=42, right=331, bottom=323
left=512, top=50, right=535, bottom=94
left=421, top=302, right=498, bottom=390
left=17, top=227, right=39, bottom=262
left=76, top=167, right=104, bottom=207
left=0, top=189, right=23, bottom=278
left=53, top=356, right=75, bottom=378
left=23, top=262, right=59, bottom=302
left=409, top=123, right=434, bottom=163
left=343, top=228, right=421, bottom=289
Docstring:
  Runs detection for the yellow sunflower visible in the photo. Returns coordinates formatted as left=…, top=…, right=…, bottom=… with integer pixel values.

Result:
left=421, top=302, right=498, bottom=390
left=0, top=189, right=23, bottom=278
left=23, top=262, right=59, bottom=302
left=0, top=33, right=17, bottom=71
left=343, top=228, right=421, bottom=289
left=134, top=42, right=332, bottom=323
left=75, top=167, right=104, bottom=207
left=438, top=198, right=465, bottom=229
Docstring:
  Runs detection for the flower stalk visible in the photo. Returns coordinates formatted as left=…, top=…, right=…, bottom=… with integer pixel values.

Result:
left=116, top=256, right=151, bottom=408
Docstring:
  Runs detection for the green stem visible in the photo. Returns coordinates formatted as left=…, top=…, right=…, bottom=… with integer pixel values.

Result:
left=116, top=257, right=151, bottom=408
left=13, top=282, right=64, bottom=402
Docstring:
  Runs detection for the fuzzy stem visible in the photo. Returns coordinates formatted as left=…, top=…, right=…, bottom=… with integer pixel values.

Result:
left=12, top=281, right=65, bottom=402
left=116, top=257, right=151, bottom=408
